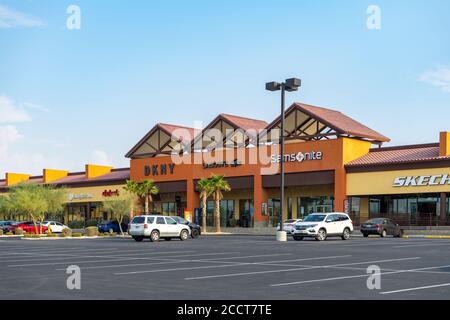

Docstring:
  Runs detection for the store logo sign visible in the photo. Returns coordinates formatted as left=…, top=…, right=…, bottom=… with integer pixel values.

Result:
left=102, top=189, right=120, bottom=197
left=144, top=163, right=175, bottom=176
left=393, top=174, right=450, bottom=187
left=270, top=151, right=323, bottom=164
left=68, top=193, right=94, bottom=201
left=203, top=159, right=242, bottom=169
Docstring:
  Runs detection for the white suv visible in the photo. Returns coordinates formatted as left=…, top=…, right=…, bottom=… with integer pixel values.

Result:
left=129, top=215, right=191, bottom=242
left=292, top=213, right=353, bottom=241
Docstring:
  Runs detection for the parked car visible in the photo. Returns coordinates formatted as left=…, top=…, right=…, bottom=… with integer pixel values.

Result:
left=98, top=220, right=128, bottom=233
left=277, top=219, right=303, bottom=234
left=170, top=216, right=201, bottom=238
left=292, top=213, right=354, bottom=241
left=361, top=218, right=403, bottom=238
left=0, top=221, right=14, bottom=231
left=129, top=215, right=191, bottom=242
left=9, top=221, right=48, bottom=234
left=42, top=221, right=69, bottom=233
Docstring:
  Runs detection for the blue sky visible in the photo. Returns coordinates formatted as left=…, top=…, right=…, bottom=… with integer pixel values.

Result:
left=0, top=0, right=449, bottom=175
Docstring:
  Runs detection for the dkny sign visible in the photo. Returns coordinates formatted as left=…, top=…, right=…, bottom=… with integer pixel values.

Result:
left=144, top=163, right=176, bottom=177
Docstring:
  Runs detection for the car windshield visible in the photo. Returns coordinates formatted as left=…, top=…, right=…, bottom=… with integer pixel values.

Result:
left=303, top=215, right=326, bottom=222
left=367, top=219, right=385, bottom=224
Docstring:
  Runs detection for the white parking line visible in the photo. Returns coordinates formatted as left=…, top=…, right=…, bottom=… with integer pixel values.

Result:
left=54, top=252, right=247, bottom=270
left=393, top=243, right=450, bottom=249
left=270, top=262, right=450, bottom=287
left=185, top=257, right=421, bottom=281
left=380, top=283, right=450, bottom=295
left=116, top=255, right=353, bottom=276
left=7, top=250, right=200, bottom=267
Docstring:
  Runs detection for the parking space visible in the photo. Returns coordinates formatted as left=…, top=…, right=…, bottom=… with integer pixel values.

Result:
left=1, top=236, right=450, bottom=299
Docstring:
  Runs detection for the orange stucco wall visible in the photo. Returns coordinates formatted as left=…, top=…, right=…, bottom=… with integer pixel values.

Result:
left=130, top=138, right=372, bottom=222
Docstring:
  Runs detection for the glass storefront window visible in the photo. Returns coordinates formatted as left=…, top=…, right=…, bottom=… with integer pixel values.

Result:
left=297, top=196, right=334, bottom=219
left=162, top=202, right=177, bottom=216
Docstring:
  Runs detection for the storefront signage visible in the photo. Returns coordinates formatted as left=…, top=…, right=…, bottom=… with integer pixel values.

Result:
left=144, top=163, right=175, bottom=177
left=68, top=193, right=94, bottom=201
left=203, top=159, right=242, bottom=169
left=270, top=151, right=323, bottom=164
left=394, top=174, right=450, bottom=187
left=102, top=189, right=120, bottom=197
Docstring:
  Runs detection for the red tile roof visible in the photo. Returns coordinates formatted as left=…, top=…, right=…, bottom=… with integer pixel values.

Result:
left=294, top=103, right=390, bottom=143
left=220, top=114, right=268, bottom=132
left=346, top=143, right=444, bottom=167
left=51, top=168, right=130, bottom=186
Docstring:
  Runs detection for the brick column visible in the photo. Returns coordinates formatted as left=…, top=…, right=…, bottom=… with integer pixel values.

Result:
left=334, top=168, right=347, bottom=212
left=253, top=174, right=269, bottom=228
left=186, top=179, right=199, bottom=214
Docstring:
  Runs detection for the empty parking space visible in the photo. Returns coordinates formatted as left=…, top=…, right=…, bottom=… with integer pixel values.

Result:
left=1, top=236, right=450, bottom=299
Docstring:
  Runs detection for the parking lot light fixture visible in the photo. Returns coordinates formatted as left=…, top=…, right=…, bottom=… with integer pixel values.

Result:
left=265, top=78, right=301, bottom=242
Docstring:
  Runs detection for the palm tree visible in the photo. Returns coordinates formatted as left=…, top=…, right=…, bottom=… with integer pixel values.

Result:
left=125, top=180, right=159, bottom=214
left=197, top=178, right=213, bottom=233
left=209, top=174, right=231, bottom=233
left=140, top=180, right=159, bottom=214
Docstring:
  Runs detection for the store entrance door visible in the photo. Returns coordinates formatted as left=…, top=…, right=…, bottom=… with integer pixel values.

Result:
left=239, top=200, right=254, bottom=228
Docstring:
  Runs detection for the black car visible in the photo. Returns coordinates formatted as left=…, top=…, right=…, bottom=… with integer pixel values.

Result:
left=171, top=216, right=201, bottom=238
left=0, top=221, right=16, bottom=233
left=361, top=218, right=403, bottom=238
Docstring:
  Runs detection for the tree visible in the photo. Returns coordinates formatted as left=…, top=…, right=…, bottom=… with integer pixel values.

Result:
left=209, top=174, right=231, bottom=233
left=102, top=194, right=134, bottom=235
left=124, top=180, right=159, bottom=214
left=9, top=184, right=48, bottom=234
left=197, top=178, right=213, bottom=233
left=7, top=184, right=67, bottom=234
left=0, top=196, right=14, bottom=220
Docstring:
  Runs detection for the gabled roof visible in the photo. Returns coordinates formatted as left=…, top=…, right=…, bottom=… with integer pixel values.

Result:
left=192, top=114, right=268, bottom=151
left=263, top=103, right=390, bottom=144
left=125, top=123, right=199, bottom=159
left=346, top=143, right=444, bottom=167
left=51, top=168, right=130, bottom=186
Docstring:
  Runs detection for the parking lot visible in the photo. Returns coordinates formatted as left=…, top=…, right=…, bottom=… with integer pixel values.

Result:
left=1, top=235, right=450, bottom=300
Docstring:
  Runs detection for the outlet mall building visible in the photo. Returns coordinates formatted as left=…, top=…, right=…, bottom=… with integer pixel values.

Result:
left=2, top=103, right=450, bottom=227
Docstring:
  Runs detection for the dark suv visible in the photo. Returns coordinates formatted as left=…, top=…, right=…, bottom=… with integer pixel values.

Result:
left=170, top=216, right=201, bottom=238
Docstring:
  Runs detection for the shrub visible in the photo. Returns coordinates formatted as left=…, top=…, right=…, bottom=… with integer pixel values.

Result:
left=5, top=232, right=13, bottom=236
left=62, top=228, right=72, bottom=237
left=72, top=233, right=82, bottom=237
left=15, top=228, right=24, bottom=235
left=85, top=219, right=99, bottom=227
left=86, top=226, right=99, bottom=237
left=68, top=220, right=84, bottom=229
left=23, top=233, right=40, bottom=239
left=0, top=229, right=3, bottom=236
left=108, top=233, right=117, bottom=237
left=46, top=234, right=57, bottom=238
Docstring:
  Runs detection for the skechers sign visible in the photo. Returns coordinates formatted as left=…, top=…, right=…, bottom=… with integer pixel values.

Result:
left=394, top=174, right=450, bottom=187
left=271, top=151, right=323, bottom=164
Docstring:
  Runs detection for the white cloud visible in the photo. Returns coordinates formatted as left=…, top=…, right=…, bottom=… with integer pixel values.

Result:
left=0, top=4, right=44, bottom=29
left=23, top=102, right=50, bottom=113
left=0, top=95, right=32, bottom=123
left=420, top=66, right=450, bottom=93
left=0, top=125, right=22, bottom=160
left=92, top=150, right=113, bottom=166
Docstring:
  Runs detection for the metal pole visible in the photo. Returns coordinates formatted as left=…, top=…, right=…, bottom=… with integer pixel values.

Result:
left=279, top=83, right=286, bottom=233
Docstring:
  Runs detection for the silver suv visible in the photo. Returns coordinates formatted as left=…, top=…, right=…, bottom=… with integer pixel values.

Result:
left=129, top=215, right=191, bottom=242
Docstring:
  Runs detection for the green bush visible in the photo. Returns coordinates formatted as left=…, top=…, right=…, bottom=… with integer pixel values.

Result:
left=62, top=228, right=73, bottom=237
left=14, top=228, right=24, bottom=235
left=86, top=219, right=99, bottom=227
left=0, top=229, right=3, bottom=236
left=23, top=233, right=41, bottom=239
left=72, top=233, right=82, bottom=237
left=68, top=221, right=84, bottom=229
left=86, top=226, right=99, bottom=237
left=5, top=232, right=13, bottom=236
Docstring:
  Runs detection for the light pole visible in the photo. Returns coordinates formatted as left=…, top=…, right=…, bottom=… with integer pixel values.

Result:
left=266, top=78, right=301, bottom=242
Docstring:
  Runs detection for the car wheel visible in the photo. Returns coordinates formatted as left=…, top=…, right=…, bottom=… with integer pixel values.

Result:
left=316, top=229, right=327, bottom=241
left=180, top=229, right=189, bottom=241
left=293, top=236, right=304, bottom=241
left=191, top=229, right=200, bottom=239
left=363, top=233, right=369, bottom=238
left=341, top=228, right=351, bottom=240
left=150, top=230, right=160, bottom=242
left=133, top=236, right=144, bottom=242
left=381, top=229, right=387, bottom=238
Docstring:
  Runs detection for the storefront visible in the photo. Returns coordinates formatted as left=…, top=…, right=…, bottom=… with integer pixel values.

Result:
left=126, top=103, right=389, bottom=227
